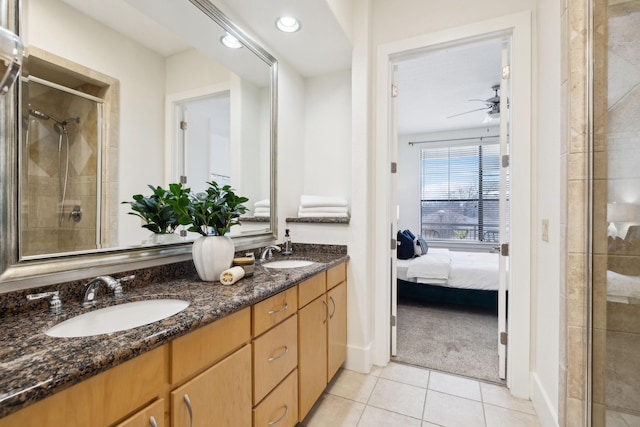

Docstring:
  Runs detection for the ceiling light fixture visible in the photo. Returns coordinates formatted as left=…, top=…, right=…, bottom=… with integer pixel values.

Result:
left=275, top=16, right=300, bottom=33
left=220, top=32, right=242, bottom=49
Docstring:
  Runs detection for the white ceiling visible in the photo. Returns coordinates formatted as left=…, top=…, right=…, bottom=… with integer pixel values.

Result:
left=223, top=1, right=504, bottom=135
left=62, top=0, right=503, bottom=135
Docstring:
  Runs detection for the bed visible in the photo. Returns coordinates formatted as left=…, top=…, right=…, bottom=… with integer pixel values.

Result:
left=396, top=248, right=502, bottom=309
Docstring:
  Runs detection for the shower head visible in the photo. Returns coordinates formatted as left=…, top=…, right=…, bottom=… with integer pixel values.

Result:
left=29, top=109, right=50, bottom=120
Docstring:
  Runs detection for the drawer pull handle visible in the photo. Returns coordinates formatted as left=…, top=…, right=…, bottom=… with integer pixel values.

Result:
left=184, top=394, right=193, bottom=427
left=149, top=416, right=158, bottom=427
left=268, top=302, right=289, bottom=315
left=322, top=299, right=329, bottom=324
left=268, top=404, right=289, bottom=426
left=268, top=345, right=289, bottom=362
left=329, top=296, right=336, bottom=319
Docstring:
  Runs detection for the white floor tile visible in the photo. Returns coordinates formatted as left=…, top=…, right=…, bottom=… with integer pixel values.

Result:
left=357, top=406, right=422, bottom=427
left=480, top=382, right=536, bottom=415
left=423, top=390, right=486, bottom=427
left=380, top=363, right=430, bottom=388
left=484, top=403, right=541, bottom=427
left=369, top=365, right=384, bottom=377
left=368, top=377, right=427, bottom=419
left=428, top=371, right=482, bottom=401
left=326, top=369, right=379, bottom=403
left=302, top=393, right=365, bottom=427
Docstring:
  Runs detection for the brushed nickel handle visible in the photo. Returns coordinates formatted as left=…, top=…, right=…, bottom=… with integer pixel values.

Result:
left=184, top=394, right=193, bottom=427
left=149, top=415, right=158, bottom=427
left=329, top=296, right=336, bottom=319
left=268, top=405, right=289, bottom=426
left=268, top=346, right=289, bottom=362
left=268, top=302, right=288, bottom=315
left=322, top=299, right=329, bottom=324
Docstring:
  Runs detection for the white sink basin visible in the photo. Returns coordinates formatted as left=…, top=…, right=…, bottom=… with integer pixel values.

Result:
left=45, top=299, right=190, bottom=338
left=264, top=259, right=315, bottom=269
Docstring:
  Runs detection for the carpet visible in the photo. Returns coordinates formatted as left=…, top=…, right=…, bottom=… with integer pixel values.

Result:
left=393, top=298, right=504, bottom=384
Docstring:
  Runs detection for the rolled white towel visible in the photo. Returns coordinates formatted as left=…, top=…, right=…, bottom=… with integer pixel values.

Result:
left=300, top=195, right=348, bottom=208
left=298, top=212, right=349, bottom=218
left=254, top=199, right=270, bottom=208
left=298, top=206, right=349, bottom=214
left=254, top=207, right=270, bottom=214
left=254, top=212, right=270, bottom=217
left=220, top=266, right=245, bottom=285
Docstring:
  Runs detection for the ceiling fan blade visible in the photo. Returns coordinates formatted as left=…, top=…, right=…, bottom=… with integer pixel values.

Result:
left=447, top=106, right=490, bottom=119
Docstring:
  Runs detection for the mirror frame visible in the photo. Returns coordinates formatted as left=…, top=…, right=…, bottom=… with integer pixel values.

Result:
left=0, top=0, right=278, bottom=292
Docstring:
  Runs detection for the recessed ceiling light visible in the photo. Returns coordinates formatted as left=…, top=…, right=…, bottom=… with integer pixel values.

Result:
left=275, top=16, right=301, bottom=33
left=220, top=32, right=242, bottom=49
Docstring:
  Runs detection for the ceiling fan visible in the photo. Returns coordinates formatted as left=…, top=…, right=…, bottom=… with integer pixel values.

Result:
left=448, top=84, right=502, bottom=119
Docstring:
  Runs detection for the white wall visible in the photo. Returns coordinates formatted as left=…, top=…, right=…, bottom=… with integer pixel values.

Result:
left=532, top=0, right=561, bottom=425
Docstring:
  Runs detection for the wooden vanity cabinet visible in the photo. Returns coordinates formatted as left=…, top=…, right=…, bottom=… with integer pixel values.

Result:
left=0, top=345, right=167, bottom=427
left=171, top=345, right=252, bottom=427
left=170, top=307, right=252, bottom=427
left=297, top=262, right=347, bottom=422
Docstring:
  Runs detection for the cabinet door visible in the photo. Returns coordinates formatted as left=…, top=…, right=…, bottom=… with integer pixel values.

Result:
left=114, top=399, right=165, bottom=427
left=327, top=280, right=347, bottom=381
left=171, top=345, right=252, bottom=427
left=297, top=295, right=328, bottom=421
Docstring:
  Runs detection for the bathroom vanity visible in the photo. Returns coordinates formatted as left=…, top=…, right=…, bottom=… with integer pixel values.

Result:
left=0, top=252, right=348, bottom=427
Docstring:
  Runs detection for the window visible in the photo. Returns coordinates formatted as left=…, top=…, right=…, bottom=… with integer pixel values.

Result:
left=420, top=143, right=506, bottom=243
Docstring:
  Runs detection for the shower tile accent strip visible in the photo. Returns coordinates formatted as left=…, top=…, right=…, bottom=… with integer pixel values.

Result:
left=0, top=244, right=348, bottom=419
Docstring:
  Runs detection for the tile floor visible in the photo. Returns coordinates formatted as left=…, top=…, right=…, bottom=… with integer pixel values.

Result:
left=299, top=362, right=541, bottom=427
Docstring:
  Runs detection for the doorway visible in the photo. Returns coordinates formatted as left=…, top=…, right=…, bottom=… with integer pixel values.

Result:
left=373, top=11, right=532, bottom=398
left=390, top=37, right=509, bottom=384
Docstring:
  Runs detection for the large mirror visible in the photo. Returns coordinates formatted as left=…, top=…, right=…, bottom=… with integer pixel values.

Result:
left=0, top=0, right=277, bottom=289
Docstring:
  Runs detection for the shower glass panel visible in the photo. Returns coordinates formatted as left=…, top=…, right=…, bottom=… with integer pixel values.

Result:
left=21, top=78, right=102, bottom=257
left=592, top=0, right=640, bottom=425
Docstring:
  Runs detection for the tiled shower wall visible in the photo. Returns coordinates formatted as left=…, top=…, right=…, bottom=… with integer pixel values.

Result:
left=563, top=0, right=640, bottom=425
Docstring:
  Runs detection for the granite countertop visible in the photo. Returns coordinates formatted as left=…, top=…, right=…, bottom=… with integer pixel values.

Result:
left=0, top=250, right=348, bottom=419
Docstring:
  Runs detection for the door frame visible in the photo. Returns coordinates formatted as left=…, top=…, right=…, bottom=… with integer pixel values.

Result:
left=372, top=11, right=532, bottom=398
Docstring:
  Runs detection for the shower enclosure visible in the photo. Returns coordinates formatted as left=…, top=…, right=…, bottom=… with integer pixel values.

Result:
left=20, top=77, right=103, bottom=257
left=589, top=0, right=640, bottom=425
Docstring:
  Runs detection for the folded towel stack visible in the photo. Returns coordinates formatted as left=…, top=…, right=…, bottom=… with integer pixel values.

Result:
left=253, top=199, right=270, bottom=217
left=298, top=195, right=349, bottom=218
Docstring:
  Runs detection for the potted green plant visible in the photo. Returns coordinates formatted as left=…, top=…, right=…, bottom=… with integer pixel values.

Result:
left=170, top=181, right=249, bottom=281
left=122, top=183, right=189, bottom=243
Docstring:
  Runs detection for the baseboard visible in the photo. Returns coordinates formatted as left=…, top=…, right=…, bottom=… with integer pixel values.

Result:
left=531, top=373, right=559, bottom=427
left=343, top=341, right=373, bottom=374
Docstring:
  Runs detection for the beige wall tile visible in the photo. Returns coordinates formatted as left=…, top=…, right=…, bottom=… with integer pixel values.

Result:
left=567, top=326, right=586, bottom=399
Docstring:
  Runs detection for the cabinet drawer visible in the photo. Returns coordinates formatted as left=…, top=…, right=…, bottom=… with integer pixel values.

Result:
left=327, top=262, right=346, bottom=290
left=171, top=345, right=252, bottom=427
left=253, top=286, right=297, bottom=337
left=171, top=307, right=250, bottom=384
left=253, top=369, right=298, bottom=427
left=114, top=398, right=165, bottom=427
left=297, top=272, right=326, bottom=308
left=252, top=314, right=298, bottom=405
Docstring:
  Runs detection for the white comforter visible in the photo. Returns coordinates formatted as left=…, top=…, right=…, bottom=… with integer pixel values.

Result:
left=397, top=249, right=501, bottom=291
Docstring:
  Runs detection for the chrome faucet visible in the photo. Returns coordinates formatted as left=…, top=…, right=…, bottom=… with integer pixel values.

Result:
left=259, top=245, right=281, bottom=261
left=26, top=291, right=62, bottom=314
left=82, top=275, right=133, bottom=307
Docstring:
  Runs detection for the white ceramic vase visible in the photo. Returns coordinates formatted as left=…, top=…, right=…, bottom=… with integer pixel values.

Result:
left=192, top=235, right=235, bottom=281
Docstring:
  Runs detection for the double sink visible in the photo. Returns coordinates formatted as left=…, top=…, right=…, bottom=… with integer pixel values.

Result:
left=45, top=259, right=315, bottom=338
